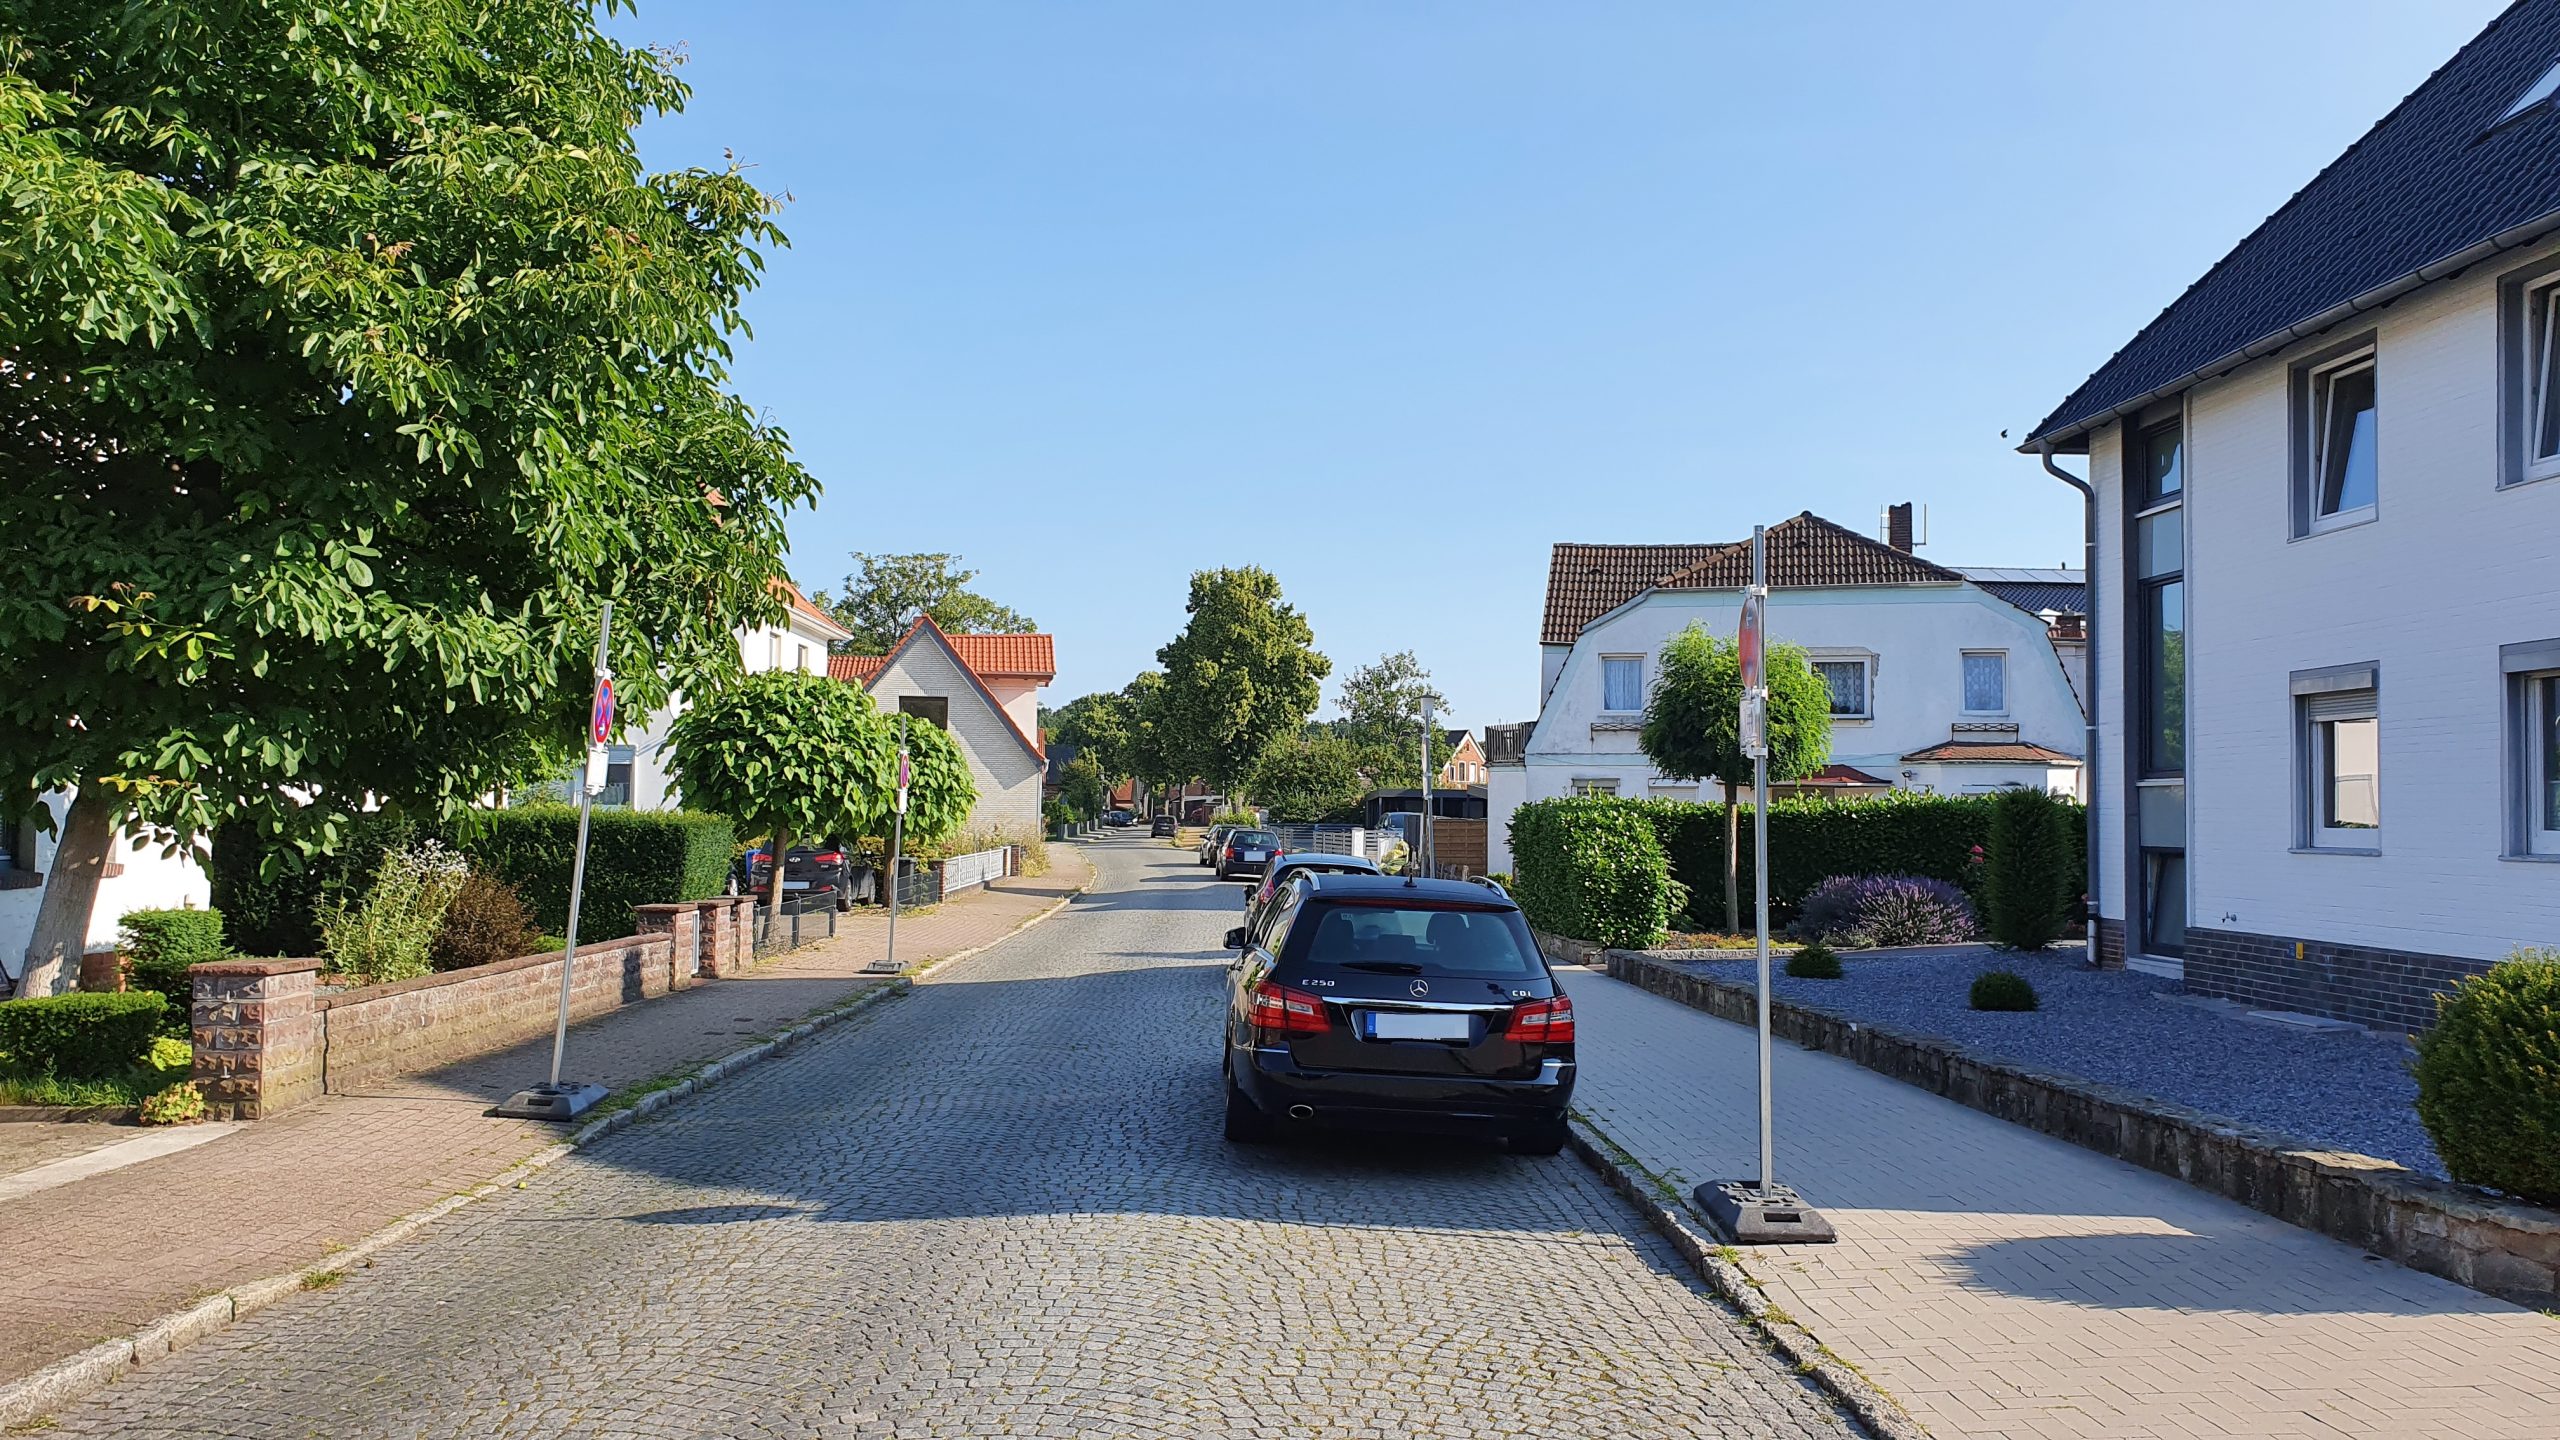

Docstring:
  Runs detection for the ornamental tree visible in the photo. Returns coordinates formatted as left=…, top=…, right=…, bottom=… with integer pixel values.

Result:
left=1639, top=623, right=1833, bottom=931
left=0, top=1, right=815, bottom=993
left=1154, top=568, right=1328, bottom=795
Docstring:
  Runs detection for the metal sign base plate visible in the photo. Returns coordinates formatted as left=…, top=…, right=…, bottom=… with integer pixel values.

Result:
left=1694, top=1180, right=1838, bottom=1245
left=492, top=1081, right=609, bottom=1123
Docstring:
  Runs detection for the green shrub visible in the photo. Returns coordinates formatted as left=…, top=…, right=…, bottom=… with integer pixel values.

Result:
left=1982, top=788, right=2079, bottom=950
left=2413, top=949, right=2560, bottom=1206
left=1509, top=797, right=1674, bottom=949
left=208, top=812, right=424, bottom=956
left=1616, top=791, right=2085, bottom=926
left=116, top=908, right=229, bottom=1018
left=1969, top=970, right=2039, bottom=1012
left=0, top=992, right=171, bottom=1078
left=1786, top=941, right=1843, bottom=979
left=321, top=840, right=470, bottom=984
left=429, top=871, right=544, bottom=972
left=137, top=1080, right=207, bottom=1126
left=451, top=806, right=734, bottom=938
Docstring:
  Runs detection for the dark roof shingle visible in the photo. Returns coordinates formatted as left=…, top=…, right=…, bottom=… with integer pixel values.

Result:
left=1656, top=513, right=1963, bottom=590
left=2028, top=0, right=2560, bottom=447
left=1540, top=543, right=1727, bottom=646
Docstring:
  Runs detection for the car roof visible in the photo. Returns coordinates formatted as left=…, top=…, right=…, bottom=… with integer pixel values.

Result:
left=1299, top=874, right=1519, bottom=909
left=1270, top=854, right=1379, bottom=873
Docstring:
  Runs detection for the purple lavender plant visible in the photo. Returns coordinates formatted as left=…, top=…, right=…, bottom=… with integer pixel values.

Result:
left=1795, top=873, right=1976, bottom=947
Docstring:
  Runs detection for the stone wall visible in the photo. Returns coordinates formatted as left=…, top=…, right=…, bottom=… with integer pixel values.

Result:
left=2184, top=925, right=2488, bottom=1035
left=1552, top=938, right=2560, bottom=1311
left=191, top=960, right=323, bottom=1120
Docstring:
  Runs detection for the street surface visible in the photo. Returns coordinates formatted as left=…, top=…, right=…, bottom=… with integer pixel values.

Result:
left=47, top=835, right=1855, bottom=1439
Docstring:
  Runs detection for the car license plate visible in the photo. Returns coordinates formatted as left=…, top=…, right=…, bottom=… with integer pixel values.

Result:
left=1366, top=1010, right=1470, bottom=1041
left=1240, top=849, right=1265, bottom=861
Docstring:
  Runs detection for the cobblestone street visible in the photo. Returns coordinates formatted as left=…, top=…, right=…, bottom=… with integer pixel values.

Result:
left=46, top=836, right=1853, bottom=1440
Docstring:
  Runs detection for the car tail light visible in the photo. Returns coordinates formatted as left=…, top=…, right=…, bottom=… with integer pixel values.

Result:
left=1509, top=995, right=1575, bottom=1044
left=1249, top=980, right=1330, bottom=1038
left=814, top=851, right=842, bottom=864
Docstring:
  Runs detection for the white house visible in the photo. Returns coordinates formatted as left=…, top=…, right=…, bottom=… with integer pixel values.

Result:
left=2020, top=0, right=2560, bottom=1031
left=1488, top=510, right=2086, bottom=873
left=829, top=618, right=1054, bottom=838
left=620, top=578, right=854, bottom=811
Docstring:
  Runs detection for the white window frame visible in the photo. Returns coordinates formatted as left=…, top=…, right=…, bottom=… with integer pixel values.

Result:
left=1809, top=654, right=1873, bottom=722
left=1599, top=654, right=1645, bottom=714
left=1960, top=650, right=2009, bottom=716
left=2298, top=686, right=2381, bottom=850
left=766, top=632, right=784, bottom=671
left=796, top=643, right=811, bottom=673
left=2305, top=347, right=2379, bottom=534
left=1569, top=777, right=1620, bottom=797
left=2524, top=276, right=2560, bottom=485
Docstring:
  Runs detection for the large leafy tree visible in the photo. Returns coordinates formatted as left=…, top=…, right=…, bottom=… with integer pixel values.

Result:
left=1639, top=623, right=1832, bottom=931
left=1048, top=689, right=1134, bottom=783
left=814, top=552, right=1034, bottom=654
left=1245, top=734, right=1368, bottom=824
left=0, top=0, right=815, bottom=994
left=1334, top=651, right=1452, bottom=791
left=1154, top=568, right=1327, bottom=795
left=668, top=672, right=972, bottom=932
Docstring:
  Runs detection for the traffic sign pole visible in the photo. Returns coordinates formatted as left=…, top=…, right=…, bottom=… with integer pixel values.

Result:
left=495, top=601, right=616, bottom=1122
left=873, top=718, right=911, bottom=976
left=1696, top=527, right=1835, bottom=1244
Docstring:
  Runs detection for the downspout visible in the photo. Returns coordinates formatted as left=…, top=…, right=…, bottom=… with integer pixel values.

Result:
left=2041, top=440, right=2101, bottom=967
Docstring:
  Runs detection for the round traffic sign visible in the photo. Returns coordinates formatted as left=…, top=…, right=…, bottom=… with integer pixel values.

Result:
left=590, top=676, right=617, bottom=745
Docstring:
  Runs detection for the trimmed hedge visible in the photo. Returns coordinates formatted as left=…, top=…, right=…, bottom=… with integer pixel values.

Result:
left=1612, top=791, right=2083, bottom=927
left=0, top=992, right=170, bottom=1079
left=1509, top=797, right=1674, bottom=949
left=450, top=806, right=734, bottom=938
left=209, top=813, right=422, bottom=957
left=2413, top=949, right=2560, bottom=1206
left=117, top=908, right=229, bottom=1017
left=1982, top=787, right=2080, bottom=950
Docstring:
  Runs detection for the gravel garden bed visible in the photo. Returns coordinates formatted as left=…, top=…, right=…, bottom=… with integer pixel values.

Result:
left=1664, top=945, right=2444, bottom=1177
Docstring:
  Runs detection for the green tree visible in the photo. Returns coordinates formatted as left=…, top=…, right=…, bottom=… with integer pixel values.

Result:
left=1335, top=651, right=1453, bottom=790
left=1054, top=755, right=1107, bottom=821
left=668, top=673, right=971, bottom=933
left=1154, top=569, right=1328, bottom=795
left=0, top=1, right=813, bottom=995
left=814, top=552, right=1034, bottom=653
left=1639, top=624, right=1832, bottom=931
left=1049, top=689, right=1135, bottom=783
left=1246, top=735, right=1369, bottom=823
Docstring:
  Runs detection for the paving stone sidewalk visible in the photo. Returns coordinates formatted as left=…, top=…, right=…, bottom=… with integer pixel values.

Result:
left=1565, top=962, right=2560, bottom=1440
left=0, top=853, right=1091, bottom=1389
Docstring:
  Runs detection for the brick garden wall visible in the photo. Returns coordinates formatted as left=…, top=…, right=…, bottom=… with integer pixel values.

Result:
left=2183, top=926, right=2492, bottom=1035
left=316, top=934, right=678, bottom=1094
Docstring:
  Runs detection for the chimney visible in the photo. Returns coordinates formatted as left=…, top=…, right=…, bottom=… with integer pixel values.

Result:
left=2048, top=612, right=2087, bottom=642
left=1887, top=502, right=1915, bottom=553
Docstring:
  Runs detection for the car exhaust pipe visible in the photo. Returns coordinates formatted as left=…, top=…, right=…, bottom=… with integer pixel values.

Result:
left=1287, top=1105, right=1314, bottom=1121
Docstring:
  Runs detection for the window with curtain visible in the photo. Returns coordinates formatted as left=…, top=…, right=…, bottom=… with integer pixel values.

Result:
left=1601, top=656, right=1644, bottom=712
left=1961, top=652, right=2007, bottom=714
left=1812, top=659, right=1868, bottom=718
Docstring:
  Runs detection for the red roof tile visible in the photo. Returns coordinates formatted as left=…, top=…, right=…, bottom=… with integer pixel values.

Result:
left=1898, top=740, right=2081, bottom=765
left=827, top=654, right=886, bottom=683
left=1793, top=764, right=1895, bottom=787
left=945, top=632, right=1056, bottom=679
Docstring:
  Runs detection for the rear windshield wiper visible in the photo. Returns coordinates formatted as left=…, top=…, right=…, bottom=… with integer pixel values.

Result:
left=1335, top=960, right=1425, bottom=974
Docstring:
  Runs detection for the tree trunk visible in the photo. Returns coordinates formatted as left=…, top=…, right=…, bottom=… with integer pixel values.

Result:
left=17, top=785, right=117, bottom=999
left=1723, top=780, right=1742, bottom=935
left=763, top=823, right=794, bottom=944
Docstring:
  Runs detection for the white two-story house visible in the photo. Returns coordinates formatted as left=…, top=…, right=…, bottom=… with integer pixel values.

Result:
left=1489, top=510, right=2086, bottom=872
left=2021, top=0, right=2560, bottom=1031
left=619, top=578, right=855, bottom=810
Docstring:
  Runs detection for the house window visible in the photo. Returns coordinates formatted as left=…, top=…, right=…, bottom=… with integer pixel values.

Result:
left=1812, top=659, right=1869, bottom=719
left=1570, top=777, right=1620, bottom=797
left=2293, top=667, right=2380, bottom=849
left=797, top=643, right=811, bottom=674
left=767, top=633, right=784, bottom=670
left=2505, top=267, right=2560, bottom=487
left=2131, top=415, right=2186, bottom=959
left=1961, top=652, right=2007, bottom=714
left=1601, top=656, right=1645, bottom=713
left=899, top=695, right=950, bottom=730
left=2297, top=345, right=2378, bottom=533
left=2502, top=640, right=2560, bottom=857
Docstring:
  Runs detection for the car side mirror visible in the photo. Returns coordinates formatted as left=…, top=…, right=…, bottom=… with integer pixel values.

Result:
left=1239, top=885, right=1257, bottom=897
left=1223, top=927, right=1248, bottom=951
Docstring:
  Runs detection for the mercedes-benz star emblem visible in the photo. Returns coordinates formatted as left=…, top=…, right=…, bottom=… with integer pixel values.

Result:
left=1408, top=979, right=1430, bottom=998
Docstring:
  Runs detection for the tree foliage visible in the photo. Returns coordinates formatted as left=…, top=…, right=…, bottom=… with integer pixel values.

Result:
left=1639, top=623, right=1833, bottom=931
left=1054, top=754, right=1107, bottom=820
left=1334, top=651, right=1453, bottom=788
left=1245, top=734, right=1369, bottom=823
left=1049, top=689, right=1135, bottom=781
left=1154, top=568, right=1328, bottom=794
left=815, top=552, right=1034, bottom=654
left=0, top=0, right=815, bottom=989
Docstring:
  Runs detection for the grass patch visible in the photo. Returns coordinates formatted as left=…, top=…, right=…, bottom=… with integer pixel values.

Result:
left=301, top=1270, right=344, bottom=1291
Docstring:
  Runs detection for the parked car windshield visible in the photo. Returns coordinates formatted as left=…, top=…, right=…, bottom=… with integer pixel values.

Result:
left=1287, top=903, right=1541, bottom=978
left=1230, top=830, right=1277, bottom=847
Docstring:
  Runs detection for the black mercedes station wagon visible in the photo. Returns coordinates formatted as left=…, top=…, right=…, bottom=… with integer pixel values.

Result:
left=1219, top=874, right=1575, bottom=1154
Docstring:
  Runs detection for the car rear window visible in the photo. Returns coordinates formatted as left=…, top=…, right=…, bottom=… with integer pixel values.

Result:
left=1231, top=830, right=1277, bottom=846
left=1287, top=903, right=1541, bottom=978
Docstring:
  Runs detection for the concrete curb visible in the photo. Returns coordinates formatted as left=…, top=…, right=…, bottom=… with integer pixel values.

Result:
left=0, top=859, right=1095, bottom=1430
left=1566, top=1118, right=1930, bottom=1440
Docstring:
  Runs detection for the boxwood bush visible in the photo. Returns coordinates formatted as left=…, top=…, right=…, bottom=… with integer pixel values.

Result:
left=451, top=806, right=734, bottom=938
left=1969, top=970, right=2039, bottom=1012
left=0, top=992, right=171, bottom=1079
left=1509, top=797, right=1673, bottom=948
left=2413, top=949, right=2560, bottom=1207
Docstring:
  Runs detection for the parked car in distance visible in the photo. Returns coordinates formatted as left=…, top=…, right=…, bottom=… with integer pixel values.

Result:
left=1151, top=814, right=1179, bottom=837
left=1215, top=828, right=1281, bottom=880
left=1219, top=874, right=1574, bottom=1155
left=742, top=839, right=851, bottom=903
left=1103, top=809, right=1135, bottom=827
left=1239, top=853, right=1382, bottom=937
left=1197, top=824, right=1237, bottom=867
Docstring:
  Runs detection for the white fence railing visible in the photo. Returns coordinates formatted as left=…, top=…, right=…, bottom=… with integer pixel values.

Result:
left=939, top=846, right=1009, bottom=895
left=1268, top=824, right=1368, bottom=857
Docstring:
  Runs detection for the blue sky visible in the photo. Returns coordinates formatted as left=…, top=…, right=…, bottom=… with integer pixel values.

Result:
left=611, top=0, right=2504, bottom=728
